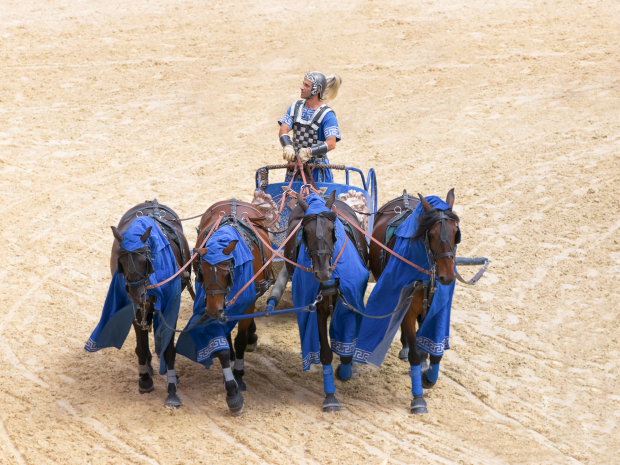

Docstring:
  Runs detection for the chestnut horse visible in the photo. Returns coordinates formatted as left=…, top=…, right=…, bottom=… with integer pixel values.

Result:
left=191, top=199, right=273, bottom=415
left=369, top=190, right=459, bottom=414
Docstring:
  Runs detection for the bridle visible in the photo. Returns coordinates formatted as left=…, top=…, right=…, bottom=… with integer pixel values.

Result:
left=423, top=212, right=461, bottom=266
left=196, top=257, right=235, bottom=300
left=116, top=246, right=154, bottom=289
left=301, top=211, right=338, bottom=269
left=116, top=245, right=155, bottom=330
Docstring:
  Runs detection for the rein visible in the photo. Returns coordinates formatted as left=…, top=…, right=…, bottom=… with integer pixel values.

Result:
left=224, top=220, right=304, bottom=307
left=330, top=205, right=433, bottom=275
left=146, top=215, right=225, bottom=290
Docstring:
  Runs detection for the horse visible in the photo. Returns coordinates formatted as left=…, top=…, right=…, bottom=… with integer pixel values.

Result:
left=358, top=189, right=459, bottom=414
left=175, top=199, right=273, bottom=415
left=283, top=191, right=369, bottom=412
left=85, top=200, right=192, bottom=408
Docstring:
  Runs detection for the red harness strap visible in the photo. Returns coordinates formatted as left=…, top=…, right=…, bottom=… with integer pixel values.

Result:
left=147, top=215, right=225, bottom=289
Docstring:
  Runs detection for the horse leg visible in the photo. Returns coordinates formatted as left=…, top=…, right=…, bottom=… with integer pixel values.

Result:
left=134, top=310, right=154, bottom=394
left=226, top=332, right=236, bottom=364
left=163, top=335, right=181, bottom=408
left=402, top=309, right=428, bottom=414
left=232, top=303, right=255, bottom=392
left=333, top=296, right=356, bottom=381
left=398, top=324, right=409, bottom=361
left=245, top=319, right=258, bottom=352
left=216, top=349, right=244, bottom=416
left=317, top=301, right=339, bottom=412
left=422, top=354, right=442, bottom=389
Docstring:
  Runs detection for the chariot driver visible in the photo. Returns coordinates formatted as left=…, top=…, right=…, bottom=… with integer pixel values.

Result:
left=278, top=71, right=342, bottom=183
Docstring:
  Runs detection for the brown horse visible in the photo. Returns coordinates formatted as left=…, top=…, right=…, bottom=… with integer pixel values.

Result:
left=369, top=190, right=459, bottom=414
left=192, top=199, right=273, bottom=415
left=283, top=191, right=369, bottom=412
left=109, top=200, right=192, bottom=408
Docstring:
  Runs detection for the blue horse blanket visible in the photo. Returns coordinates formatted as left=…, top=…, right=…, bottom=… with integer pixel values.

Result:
left=353, top=196, right=456, bottom=367
left=85, top=216, right=181, bottom=375
left=176, top=226, right=256, bottom=369
left=293, top=194, right=369, bottom=371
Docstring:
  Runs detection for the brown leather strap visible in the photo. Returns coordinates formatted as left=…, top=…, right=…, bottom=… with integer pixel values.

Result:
left=330, top=206, right=432, bottom=276
left=147, top=215, right=224, bottom=289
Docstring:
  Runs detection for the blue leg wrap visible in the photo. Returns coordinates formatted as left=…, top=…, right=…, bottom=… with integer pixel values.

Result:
left=426, top=362, right=440, bottom=383
left=322, top=365, right=335, bottom=395
left=339, top=362, right=352, bottom=380
left=409, top=365, right=423, bottom=397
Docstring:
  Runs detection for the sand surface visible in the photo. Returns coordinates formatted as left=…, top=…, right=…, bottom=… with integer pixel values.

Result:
left=1, top=0, right=619, bottom=463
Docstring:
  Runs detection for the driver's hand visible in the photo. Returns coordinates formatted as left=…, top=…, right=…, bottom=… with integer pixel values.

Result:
left=298, top=148, right=312, bottom=163
left=283, top=145, right=295, bottom=162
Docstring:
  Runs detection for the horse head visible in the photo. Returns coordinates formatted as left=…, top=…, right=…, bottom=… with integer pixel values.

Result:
left=194, top=240, right=238, bottom=319
left=112, top=225, right=155, bottom=304
left=414, top=189, right=460, bottom=286
left=296, top=191, right=338, bottom=283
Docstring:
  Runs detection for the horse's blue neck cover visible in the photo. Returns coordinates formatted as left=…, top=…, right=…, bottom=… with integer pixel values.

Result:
left=353, top=195, right=456, bottom=367
left=85, top=217, right=181, bottom=375
left=176, top=226, right=256, bottom=369
left=292, top=194, right=369, bottom=371
left=198, top=225, right=254, bottom=266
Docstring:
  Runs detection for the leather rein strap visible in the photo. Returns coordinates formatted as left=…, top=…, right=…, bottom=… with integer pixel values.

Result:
left=456, top=260, right=489, bottom=285
left=146, top=215, right=224, bottom=289
left=330, top=206, right=432, bottom=276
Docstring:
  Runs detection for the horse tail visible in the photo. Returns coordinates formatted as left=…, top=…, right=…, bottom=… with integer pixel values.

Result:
left=322, top=74, right=342, bottom=102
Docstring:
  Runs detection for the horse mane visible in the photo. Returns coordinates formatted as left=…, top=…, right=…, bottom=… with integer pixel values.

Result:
left=411, top=209, right=460, bottom=243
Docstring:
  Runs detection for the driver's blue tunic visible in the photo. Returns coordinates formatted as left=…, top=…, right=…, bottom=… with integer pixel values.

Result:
left=278, top=104, right=341, bottom=183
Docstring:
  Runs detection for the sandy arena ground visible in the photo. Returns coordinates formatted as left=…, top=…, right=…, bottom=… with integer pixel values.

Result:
left=1, top=0, right=619, bottom=463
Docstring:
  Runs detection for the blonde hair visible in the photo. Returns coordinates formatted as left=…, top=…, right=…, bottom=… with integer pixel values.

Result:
left=321, top=74, right=342, bottom=102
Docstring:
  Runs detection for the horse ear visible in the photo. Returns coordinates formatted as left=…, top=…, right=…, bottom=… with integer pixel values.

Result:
left=324, top=190, right=337, bottom=209
left=418, top=193, right=432, bottom=212
left=194, top=248, right=208, bottom=256
left=446, top=188, right=455, bottom=209
left=111, top=226, right=124, bottom=242
left=140, top=226, right=152, bottom=243
left=296, top=193, right=309, bottom=212
left=222, top=240, right=238, bottom=256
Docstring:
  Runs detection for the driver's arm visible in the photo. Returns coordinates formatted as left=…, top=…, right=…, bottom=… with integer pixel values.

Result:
left=279, top=123, right=290, bottom=137
left=325, top=136, right=336, bottom=151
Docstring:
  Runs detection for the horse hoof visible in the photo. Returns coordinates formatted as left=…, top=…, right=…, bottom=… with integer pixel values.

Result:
left=246, top=341, right=257, bottom=352
left=165, top=393, right=182, bottom=409
left=236, top=379, right=247, bottom=392
left=138, top=376, right=154, bottom=394
left=421, top=371, right=437, bottom=389
left=226, top=391, right=244, bottom=416
left=323, top=394, right=340, bottom=413
left=398, top=347, right=409, bottom=361
left=410, top=395, right=428, bottom=415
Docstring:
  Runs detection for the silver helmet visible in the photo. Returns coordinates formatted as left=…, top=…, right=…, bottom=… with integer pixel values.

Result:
left=304, top=71, right=327, bottom=99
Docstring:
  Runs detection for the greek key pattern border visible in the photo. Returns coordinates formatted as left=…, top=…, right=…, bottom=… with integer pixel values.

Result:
left=197, top=336, right=229, bottom=363
left=331, top=338, right=357, bottom=357
left=84, top=338, right=99, bottom=352
left=417, top=336, right=450, bottom=356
